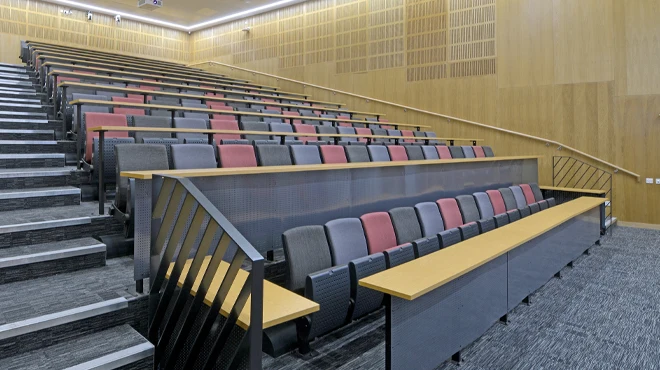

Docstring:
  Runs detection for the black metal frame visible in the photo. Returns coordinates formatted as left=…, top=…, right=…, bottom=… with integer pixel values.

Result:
left=149, top=176, right=264, bottom=369
left=551, top=156, right=613, bottom=235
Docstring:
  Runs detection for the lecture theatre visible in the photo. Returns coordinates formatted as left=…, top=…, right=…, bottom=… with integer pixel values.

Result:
left=0, top=0, right=657, bottom=369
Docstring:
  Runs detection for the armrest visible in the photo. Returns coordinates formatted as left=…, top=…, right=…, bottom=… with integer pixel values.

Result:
left=412, top=236, right=440, bottom=258
left=493, top=214, right=509, bottom=228
left=459, top=222, right=479, bottom=240
left=529, top=203, right=540, bottom=214
left=518, top=206, right=531, bottom=218
left=304, top=265, right=351, bottom=340
left=348, top=253, right=386, bottom=320
left=507, top=210, right=521, bottom=222
left=547, top=197, right=556, bottom=207
left=477, top=218, right=496, bottom=234
left=438, top=228, right=461, bottom=249
left=383, top=243, right=415, bottom=268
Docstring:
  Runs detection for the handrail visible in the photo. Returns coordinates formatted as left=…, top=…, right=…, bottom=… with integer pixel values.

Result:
left=190, top=61, right=640, bottom=180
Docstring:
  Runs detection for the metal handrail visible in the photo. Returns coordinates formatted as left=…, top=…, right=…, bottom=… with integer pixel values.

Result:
left=190, top=60, right=640, bottom=180
left=149, top=175, right=263, bottom=369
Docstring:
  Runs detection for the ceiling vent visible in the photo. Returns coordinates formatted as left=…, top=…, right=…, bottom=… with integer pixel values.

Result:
left=137, top=0, right=163, bottom=10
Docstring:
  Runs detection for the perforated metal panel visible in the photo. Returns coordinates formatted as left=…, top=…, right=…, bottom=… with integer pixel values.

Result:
left=350, top=253, right=386, bottom=320
left=384, top=244, right=415, bottom=268
left=134, top=179, right=151, bottom=281
left=305, top=265, right=351, bottom=339
left=389, top=254, right=507, bottom=369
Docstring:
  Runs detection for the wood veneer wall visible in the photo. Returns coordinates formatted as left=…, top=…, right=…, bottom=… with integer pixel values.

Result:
left=0, top=0, right=189, bottom=64
left=191, top=0, right=660, bottom=225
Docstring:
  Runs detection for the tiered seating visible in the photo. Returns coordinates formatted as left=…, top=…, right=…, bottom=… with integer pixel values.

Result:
left=281, top=183, right=556, bottom=352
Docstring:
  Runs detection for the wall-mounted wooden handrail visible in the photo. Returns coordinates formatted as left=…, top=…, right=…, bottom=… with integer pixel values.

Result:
left=190, top=61, right=640, bottom=180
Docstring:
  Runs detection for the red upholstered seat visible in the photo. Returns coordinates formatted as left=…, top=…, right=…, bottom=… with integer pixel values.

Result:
left=262, top=98, right=276, bottom=103
left=472, top=146, right=486, bottom=158
left=206, top=101, right=225, bottom=108
left=436, top=198, right=463, bottom=230
left=267, top=106, right=282, bottom=112
left=338, top=122, right=352, bottom=127
left=84, top=113, right=128, bottom=160
left=293, top=124, right=317, bottom=143
left=360, top=212, right=398, bottom=254
left=381, top=125, right=394, bottom=130
left=112, top=97, right=142, bottom=104
left=210, top=105, right=236, bottom=120
left=217, top=145, right=257, bottom=168
left=126, top=94, right=151, bottom=101
left=210, top=120, right=240, bottom=141
left=519, top=184, right=537, bottom=205
left=205, top=92, right=216, bottom=97
left=379, top=119, right=389, bottom=123
left=354, top=127, right=372, bottom=142
left=56, top=76, right=80, bottom=85
left=283, top=111, right=302, bottom=124
left=113, top=108, right=145, bottom=116
left=486, top=190, right=507, bottom=215
left=139, top=85, right=159, bottom=91
left=401, top=130, right=415, bottom=143
left=319, top=145, right=347, bottom=164
left=387, top=146, right=408, bottom=161
left=436, top=146, right=453, bottom=159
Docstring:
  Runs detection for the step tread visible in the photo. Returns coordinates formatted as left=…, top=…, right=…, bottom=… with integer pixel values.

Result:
left=0, top=185, right=80, bottom=199
left=0, top=237, right=103, bottom=260
left=0, top=102, right=44, bottom=108
left=0, top=97, right=40, bottom=103
left=0, top=111, right=47, bottom=116
left=0, top=257, right=134, bottom=326
left=0, top=166, right=77, bottom=177
left=0, top=153, right=65, bottom=159
left=0, top=119, right=49, bottom=123
left=0, top=202, right=107, bottom=228
left=0, top=129, right=53, bottom=134
left=0, top=324, right=151, bottom=370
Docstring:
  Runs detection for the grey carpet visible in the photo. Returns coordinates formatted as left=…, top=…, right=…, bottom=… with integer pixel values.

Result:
left=264, top=226, right=660, bottom=370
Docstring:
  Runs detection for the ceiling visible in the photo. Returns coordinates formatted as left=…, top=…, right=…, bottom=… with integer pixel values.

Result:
left=47, top=0, right=306, bottom=30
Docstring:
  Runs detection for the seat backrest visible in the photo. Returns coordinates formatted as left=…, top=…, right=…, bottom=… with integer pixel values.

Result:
left=519, top=184, right=537, bottom=205
left=405, top=145, right=425, bottom=160
left=282, top=111, right=302, bottom=124
left=132, top=116, right=172, bottom=142
left=293, top=124, right=318, bottom=142
left=324, top=218, right=369, bottom=265
left=173, top=117, right=207, bottom=141
left=114, top=108, right=145, bottom=116
left=448, top=146, right=464, bottom=158
left=473, top=192, right=495, bottom=219
left=337, top=126, right=357, bottom=142
left=240, top=121, right=270, bottom=142
left=170, top=144, right=217, bottom=169
left=461, top=146, right=475, bottom=158
left=290, top=145, right=322, bottom=165
left=73, top=93, right=109, bottom=102
left=354, top=127, right=372, bottom=143
left=217, top=144, right=257, bottom=168
left=400, top=130, right=415, bottom=142
left=360, top=212, right=398, bottom=254
left=528, top=183, right=544, bottom=202
left=112, top=97, right=142, bottom=104
left=387, top=145, right=408, bottom=161
left=368, top=145, right=391, bottom=162
left=183, top=112, right=211, bottom=121
left=115, top=144, right=169, bottom=211
left=269, top=122, right=294, bottom=141
left=282, top=225, right=333, bottom=292
left=389, top=207, right=423, bottom=245
left=436, top=198, right=463, bottom=230
left=387, top=129, right=402, bottom=137
left=472, top=146, right=486, bottom=158
left=498, top=187, right=518, bottom=211
left=414, top=202, right=445, bottom=237
left=319, top=145, right=347, bottom=164
left=255, top=144, right=293, bottom=166
left=482, top=146, right=495, bottom=157
left=371, top=128, right=389, bottom=142
left=84, top=112, right=128, bottom=160
left=345, top=145, right=371, bottom=163
left=455, top=195, right=481, bottom=223
left=421, top=145, right=439, bottom=159
left=316, top=125, right=337, bottom=141
left=210, top=119, right=240, bottom=141
left=486, top=190, right=507, bottom=215
left=509, top=185, right=528, bottom=208
left=437, top=146, right=452, bottom=159
left=181, top=99, right=203, bottom=106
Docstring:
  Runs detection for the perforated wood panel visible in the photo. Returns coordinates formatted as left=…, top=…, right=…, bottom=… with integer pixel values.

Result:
left=448, top=0, right=496, bottom=78
left=406, top=0, right=448, bottom=81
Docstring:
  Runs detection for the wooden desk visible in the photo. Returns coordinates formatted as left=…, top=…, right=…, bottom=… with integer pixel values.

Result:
left=165, top=257, right=318, bottom=330
left=71, top=99, right=428, bottom=130
left=61, top=81, right=384, bottom=117
left=358, top=197, right=604, bottom=369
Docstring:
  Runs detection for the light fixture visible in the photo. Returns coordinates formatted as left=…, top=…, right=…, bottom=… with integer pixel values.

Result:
left=189, top=0, right=298, bottom=30
left=55, top=0, right=188, bottom=29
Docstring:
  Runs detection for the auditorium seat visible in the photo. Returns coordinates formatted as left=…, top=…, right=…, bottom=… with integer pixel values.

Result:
left=405, top=145, right=425, bottom=160
left=386, top=130, right=402, bottom=143
left=483, top=146, right=495, bottom=157
left=316, top=126, right=337, bottom=142
left=290, top=145, right=322, bottom=165
left=84, top=112, right=130, bottom=161
left=448, top=146, right=465, bottom=158
left=282, top=226, right=351, bottom=345
left=511, top=185, right=541, bottom=214
left=209, top=119, right=241, bottom=143
left=217, top=144, right=257, bottom=168
left=256, top=145, right=293, bottom=166
left=345, top=145, right=371, bottom=163
left=456, top=195, right=496, bottom=233
left=112, top=96, right=142, bottom=104
left=114, top=144, right=169, bottom=215
left=400, top=130, right=415, bottom=143
left=283, top=111, right=303, bottom=124
left=371, top=128, right=390, bottom=143
left=131, top=116, right=172, bottom=142
left=114, top=107, right=145, bottom=116
left=269, top=122, right=295, bottom=142
left=509, top=186, right=534, bottom=216
left=520, top=183, right=551, bottom=210
left=173, top=118, right=207, bottom=143
left=241, top=122, right=271, bottom=143
left=354, top=127, right=372, bottom=143
left=437, top=198, right=479, bottom=241
left=387, top=145, right=408, bottom=161
left=437, top=146, right=453, bottom=159
left=72, top=96, right=111, bottom=133
left=360, top=212, right=415, bottom=268
left=498, top=188, right=525, bottom=220
left=182, top=103, right=211, bottom=121
left=319, top=145, right=347, bottom=164
left=414, top=202, right=445, bottom=237
left=421, top=145, right=440, bottom=160
left=367, top=145, right=391, bottom=162
left=210, top=105, right=236, bottom=120
left=293, top=124, right=317, bottom=143
left=262, top=110, right=284, bottom=124
left=486, top=189, right=520, bottom=223
left=338, top=127, right=357, bottom=142
left=461, top=146, right=475, bottom=158
left=170, top=144, right=217, bottom=169
left=529, top=183, right=556, bottom=208
left=472, top=146, right=486, bottom=158
left=473, top=192, right=509, bottom=228
left=149, top=101, right=180, bottom=117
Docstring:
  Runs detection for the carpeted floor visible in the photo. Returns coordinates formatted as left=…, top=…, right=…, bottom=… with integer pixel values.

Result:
left=263, top=226, right=660, bottom=370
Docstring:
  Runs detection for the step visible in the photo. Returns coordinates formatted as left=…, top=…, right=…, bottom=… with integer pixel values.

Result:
left=0, top=67, right=26, bottom=74
left=0, top=257, right=138, bottom=357
left=0, top=202, right=123, bottom=248
left=0, top=102, right=45, bottom=113
left=0, top=91, right=38, bottom=99
left=0, top=110, right=47, bottom=118
left=0, top=118, right=60, bottom=132
left=0, top=167, right=84, bottom=189
left=0, top=324, right=153, bottom=370
left=0, top=79, right=33, bottom=88
left=0, top=129, right=53, bottom=140
left=0, top=63, right=25, bottom=68
left=0, top=140, right=75, bottom=154
left=0, top=186, right=81, bottom=212
left=0, top=72, right=29, bottom=80
left=0, top=97, right=41, bottom=104
left=0, top=237, right=105, bottom=284
left=0, top=86, right=37, bottom=93
left=0, top=153, right=65, bottom=168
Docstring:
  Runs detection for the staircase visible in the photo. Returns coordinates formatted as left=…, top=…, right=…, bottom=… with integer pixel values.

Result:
left=0, top=64, right=153, bottom=369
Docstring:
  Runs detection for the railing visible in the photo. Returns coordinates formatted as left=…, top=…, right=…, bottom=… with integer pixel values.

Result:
left=149, top=175, right=264, bottom=369
left=191, top=61, right=640, bottom=181
left=551, top=156, right=613, bottom=234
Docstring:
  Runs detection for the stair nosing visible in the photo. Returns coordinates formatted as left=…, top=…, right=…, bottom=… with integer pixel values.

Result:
left=0, top=129, right=53, bottom=134
left=0, top=216, right=91, bottom=234
left=0, top=140, right=57, bottom=145
left=0, top=297, right=128, bottom=340
left=0, top=153, right=65, bottom=159
left=0, top=186, right=81, bottom=200
left=63, top=342, right=154, bottom=370
left=0, top=243, right=106, bottom=268
left=0, top=168, right=75, bottom=178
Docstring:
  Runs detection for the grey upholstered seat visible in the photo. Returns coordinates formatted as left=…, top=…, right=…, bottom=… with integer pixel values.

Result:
left=499, top=187, right=519, bottom=211
left=448, top=146, right=465, bottom=158
left=345, top=145, right=370, bottom=163
left=262, top=109, right=284, bottom=123
left=282, top=225, right=333, bottom=293
left=405, top=145, right=425, bottom=161
left=131, top=116, right=172, bottom=142
left=386, top=129, right=402, bottom=140
left=529, top=183, right=544, bottom=202
left=461, top=146, right=475, bottom=158
left=389, top=207, right=423, bottom=245
left=152, top=97, right=179, bottom=104
left=337, top=127, right=357, bottom=142
left=269, top=122, right=294, bottom=141
left=290, top=145, right=322, bottom=165
left=325, top=218, right=369, bottom=266
left=414, top=202, right=445, bottom=237
left=483, top=146, right=495, bottom=157
left=149, top=101, right=180, bottom=117
left=509, top=186, right=528, bottom=209
left=170, top=144, right=217, bottom=169
left=421, top=145, right=440, bottom=159
left=473, top=192, right=495, bottom=219
left=255, top=145, right=292, bottom=166
left=173, top=117, right=207, bottom=143
left=456, top=194, right=495, bottom=233
left=298, top=109, right=316, bottom=117
left=240, top=121, right=270, bottom=142
left=114, top=144, right=169, bottom=212
left=367, top=145, right=390, bottom=162
left=181, top=99, right=203, bottom=105
left=316, top=126, right=338, bottom=142
left=181, top=103, right=210, bottom=121
left=371, top=128, right=390, bottom=143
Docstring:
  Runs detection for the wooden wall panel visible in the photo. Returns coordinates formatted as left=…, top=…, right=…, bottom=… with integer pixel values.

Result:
left=623, top=0, right=660, bottom=96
